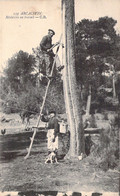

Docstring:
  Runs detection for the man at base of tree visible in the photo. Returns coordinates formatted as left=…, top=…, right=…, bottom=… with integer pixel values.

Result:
left=40, top=29, right=64, bottom=80
left=41, top=110, right=59, bottom=157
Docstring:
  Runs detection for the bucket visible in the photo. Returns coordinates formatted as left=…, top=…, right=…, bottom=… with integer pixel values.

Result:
left=59, top=122, right=68, bottom=133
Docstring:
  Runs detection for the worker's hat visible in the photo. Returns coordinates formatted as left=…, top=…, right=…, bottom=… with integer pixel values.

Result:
left=48, top=29, right=55, bottom=35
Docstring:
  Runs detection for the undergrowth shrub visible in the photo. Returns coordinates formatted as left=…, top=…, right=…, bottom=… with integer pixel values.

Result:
left=17, top=87, right=43, bottom=115
left=1, top=77, right=65, bottom=115
left=44, top=79, right=65, bottom=114
left=90, top=115, right=119, bottom=171
left=2, top=91, right=19, bottom=114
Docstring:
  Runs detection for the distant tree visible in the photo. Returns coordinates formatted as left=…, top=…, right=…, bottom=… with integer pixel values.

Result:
left=75, top=17, right=120, bottom=113
left=4, top=50, right=36, bottom=92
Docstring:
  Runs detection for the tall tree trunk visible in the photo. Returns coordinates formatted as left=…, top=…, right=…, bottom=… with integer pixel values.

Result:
left=61, top=0, right=85, bottom=157
left=86, top=85, right=91, bottom=115
left=61, top=1, right=76, bottom=156
left=111, top=65, right=116, bottom=99
left=113, top=74, right=116, bottom=99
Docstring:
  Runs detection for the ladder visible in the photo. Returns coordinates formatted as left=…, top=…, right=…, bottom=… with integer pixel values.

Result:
left=24, top=34, right=62, bottom=159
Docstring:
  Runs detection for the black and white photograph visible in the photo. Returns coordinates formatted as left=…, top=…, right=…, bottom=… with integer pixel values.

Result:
left=0, top=0, right=120, bottom=195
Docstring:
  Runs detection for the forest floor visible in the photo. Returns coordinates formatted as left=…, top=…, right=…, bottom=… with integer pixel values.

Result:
left=0, top=112, right=119, bottom=194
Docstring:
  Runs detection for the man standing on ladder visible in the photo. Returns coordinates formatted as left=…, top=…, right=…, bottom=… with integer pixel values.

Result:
left=40, top=29, right=64, bottom=80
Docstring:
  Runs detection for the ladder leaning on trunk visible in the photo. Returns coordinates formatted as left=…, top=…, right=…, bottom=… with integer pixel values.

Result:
left=24, top=34, right=63, bottom=160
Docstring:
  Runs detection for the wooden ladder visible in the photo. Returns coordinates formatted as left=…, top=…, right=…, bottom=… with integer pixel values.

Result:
left=24, top=34, right=62, bottom=159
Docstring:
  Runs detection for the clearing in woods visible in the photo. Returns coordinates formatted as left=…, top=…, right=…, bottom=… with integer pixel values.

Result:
left=0, top=113, right=119, bottom=193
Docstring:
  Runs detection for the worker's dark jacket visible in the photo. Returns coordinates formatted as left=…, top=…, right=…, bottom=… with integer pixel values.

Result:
left=40, top=35, right=53, bottom=52
left=40, top=35, right=55, bottom=57
left=41, top=115, right=59, bottom=137
left=48, top=117, right=59, bottom=137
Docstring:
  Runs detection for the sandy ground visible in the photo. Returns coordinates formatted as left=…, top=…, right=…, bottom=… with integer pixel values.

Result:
left=0, top=112, right=119, bottom=193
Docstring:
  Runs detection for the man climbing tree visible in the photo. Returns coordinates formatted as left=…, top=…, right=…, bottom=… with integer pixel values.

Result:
left=39, top=29, right=64, bottom=80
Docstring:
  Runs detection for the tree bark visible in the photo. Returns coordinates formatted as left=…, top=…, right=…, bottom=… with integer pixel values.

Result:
left=86, top=85, right=91, bottom=115
left=61, top=0, right=85, bottom=157
left=113, top=74, right=116, bottom=99
left=61, top=1, right=76, bottom=156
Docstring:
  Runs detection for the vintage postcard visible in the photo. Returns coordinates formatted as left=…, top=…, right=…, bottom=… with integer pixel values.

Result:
left=0, top=0, right=120, bottom=196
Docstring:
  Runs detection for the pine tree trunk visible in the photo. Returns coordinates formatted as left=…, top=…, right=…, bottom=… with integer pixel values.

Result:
left=86, top=85, right=91, bottom=115
left=113, top=75, right=116, bottom=99
left=61, top=0, right=85, bottom=157
left=61, top=1, right=76, bottom=156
